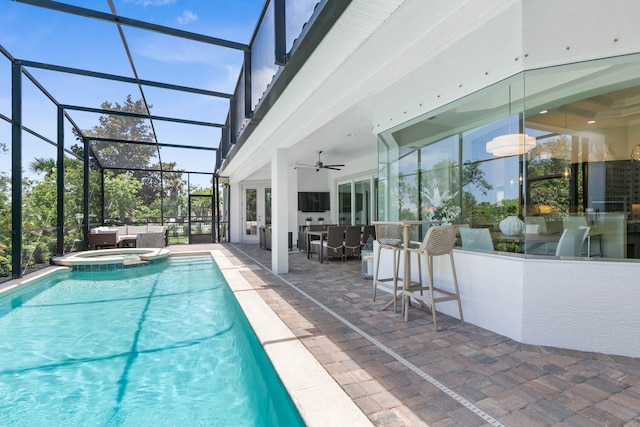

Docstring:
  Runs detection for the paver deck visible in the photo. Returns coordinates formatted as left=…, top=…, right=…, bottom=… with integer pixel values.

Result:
left=176, top=243, right=640, bottom=426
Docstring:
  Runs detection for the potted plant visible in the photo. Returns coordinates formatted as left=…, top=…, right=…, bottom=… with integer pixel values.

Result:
left=305, top=216, right=312, bottom=226
left=317, top=217, right=324, bottom=225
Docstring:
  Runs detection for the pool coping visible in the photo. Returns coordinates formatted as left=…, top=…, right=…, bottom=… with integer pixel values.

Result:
left=207, top=249, right=372, bottom=427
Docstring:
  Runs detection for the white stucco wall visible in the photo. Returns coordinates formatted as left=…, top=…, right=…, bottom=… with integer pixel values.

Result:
left=373, top=0, right=640, bottom=133
left=377, top=246, right=640, bottom=358
left=522, top=258, right=640, bottom=357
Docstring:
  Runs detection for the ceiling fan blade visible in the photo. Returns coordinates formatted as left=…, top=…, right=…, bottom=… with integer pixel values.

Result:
left=323, top=164, right=345, bottom=168
left=324, top=166, right=342, bottom=170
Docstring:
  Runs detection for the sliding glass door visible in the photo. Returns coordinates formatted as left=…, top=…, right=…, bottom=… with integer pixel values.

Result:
left=338, top=183, right=351, bottom=225
left=338, top=177, right=376, bottom=225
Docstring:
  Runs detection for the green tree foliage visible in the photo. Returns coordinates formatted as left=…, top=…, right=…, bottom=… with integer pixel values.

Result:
left=0, top=142, right=11, bottom=231
left=103, top=171, right=142, bottom=223
left=81, top=95, right=157, bottom=170
left=461, top=161, right=495, bottom=223
left=76, top=95, right=190, bottom=223
left=0, top=142, right=11, bottom=275
left=387, top=157, right=494, bottom=223
left=526, top=135, right=574, bottom=214
left=24, top=159, right=57, bottom=228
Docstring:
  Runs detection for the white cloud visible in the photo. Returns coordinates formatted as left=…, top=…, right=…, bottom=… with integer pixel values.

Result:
left=177, top=10, right=198, bottom=26
left=127, top=0, right=176, bottom=6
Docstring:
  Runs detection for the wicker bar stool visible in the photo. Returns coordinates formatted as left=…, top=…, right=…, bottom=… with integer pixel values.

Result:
left=402, top=225, right=464, bottom=330
left=373, top=223, right=404, bottom=312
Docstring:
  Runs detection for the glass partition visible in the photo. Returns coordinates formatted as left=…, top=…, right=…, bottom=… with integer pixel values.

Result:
left=523, top=54, right=640, bottom=259
left=285, top=0, right=321, bottom=52
left=251, top=1, right=278, bottom=111
left=378, top=53, right=640, bottom=260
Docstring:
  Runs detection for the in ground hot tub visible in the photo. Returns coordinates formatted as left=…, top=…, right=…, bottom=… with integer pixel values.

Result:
left=53, top=247, right=171, bottom=271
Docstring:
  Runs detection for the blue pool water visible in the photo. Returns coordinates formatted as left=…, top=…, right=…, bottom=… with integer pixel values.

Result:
left=0, top=257, right=305, bottom=426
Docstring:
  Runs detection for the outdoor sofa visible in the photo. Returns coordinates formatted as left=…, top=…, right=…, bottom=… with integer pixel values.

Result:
left=88, top=225, right=168, bottom=248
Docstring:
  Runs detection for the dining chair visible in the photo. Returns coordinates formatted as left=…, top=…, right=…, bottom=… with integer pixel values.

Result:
left=361, top=225, right=376, bottom=247
left=373, top=223, right=403, bottom=312
left=321, top=225, right=345, bottom=263
left=562, top=215, right=588, bottom=230
left=459, top=227, right=494, bottom=251
left=562, top=216, right=601, bottom=256
left=402, top=225, right=464, bottom=330
left=264, top=227, right=271, bottom=250
left=306, top=224, right=326, bottom=259
left=344, top=225, right=362, bottom=260
left=555, top=227, right=589, bottom=257
left=526, top=216, right=548, bottom=234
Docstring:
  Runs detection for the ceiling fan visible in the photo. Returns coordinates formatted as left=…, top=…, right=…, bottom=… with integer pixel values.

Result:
left=295, top=150, right=345, bottom=171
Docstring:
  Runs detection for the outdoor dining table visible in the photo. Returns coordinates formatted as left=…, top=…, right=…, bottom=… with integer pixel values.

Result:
left=306, top=230, right=327, bottom=263
left=372, top=220, right=441, bottom=310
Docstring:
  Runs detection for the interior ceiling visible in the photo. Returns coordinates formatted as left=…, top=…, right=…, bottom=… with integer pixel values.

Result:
left=288, top=98, right=375, bottom=170
left=527, top=87, right=640, bottom=133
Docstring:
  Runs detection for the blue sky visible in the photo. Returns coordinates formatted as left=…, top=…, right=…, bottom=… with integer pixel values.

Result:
left=1, top=0, right=269, bottom=180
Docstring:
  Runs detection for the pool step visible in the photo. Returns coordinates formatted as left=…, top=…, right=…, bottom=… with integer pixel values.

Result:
left=123, top=260, right=148, bottom=266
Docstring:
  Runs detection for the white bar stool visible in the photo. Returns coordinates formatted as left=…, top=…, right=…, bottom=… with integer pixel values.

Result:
left=402, top=225, right=464, bottom=330
left=373, top=223, right=403, bottom=312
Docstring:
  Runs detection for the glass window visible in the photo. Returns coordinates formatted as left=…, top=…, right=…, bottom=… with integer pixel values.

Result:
left=354, top=179, right=370, bottom=225
left=379, top=53, right=640, bottom=261
left=338, top=178, right=374, bottom=226
left=523, top=54, right=640, bottom=259
left=264, top=187, right=272, bottom=226
left=338, top=182, right=351, bottom=225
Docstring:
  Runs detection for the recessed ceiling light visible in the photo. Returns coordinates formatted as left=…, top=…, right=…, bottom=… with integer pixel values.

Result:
left=587, top=120, right=596, bottom=124
left=346, top=133, right=354, bottom=137
left=539, top=110, right=548, bottom=114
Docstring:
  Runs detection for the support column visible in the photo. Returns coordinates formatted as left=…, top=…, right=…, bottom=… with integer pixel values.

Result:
left=11, top=61, right=22, bottom=277
left=271, top=148, right=289, bottom=274
left=56, top=106, right=64, bottom=255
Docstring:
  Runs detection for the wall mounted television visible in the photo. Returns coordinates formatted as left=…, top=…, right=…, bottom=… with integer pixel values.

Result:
left=298, top=192, right=330, bottom=212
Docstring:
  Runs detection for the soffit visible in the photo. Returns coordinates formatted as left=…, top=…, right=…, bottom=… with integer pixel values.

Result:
left=220, top=0, right=406, bottom=181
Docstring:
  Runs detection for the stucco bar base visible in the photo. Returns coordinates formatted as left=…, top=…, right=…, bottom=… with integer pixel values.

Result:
left=375, top=245, right=640, bottom=358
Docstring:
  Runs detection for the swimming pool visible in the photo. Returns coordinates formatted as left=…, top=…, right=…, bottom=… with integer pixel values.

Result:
left=0, top=256, right=304, bottom=426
